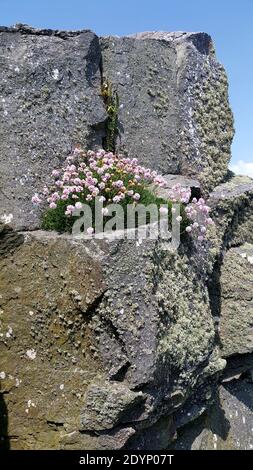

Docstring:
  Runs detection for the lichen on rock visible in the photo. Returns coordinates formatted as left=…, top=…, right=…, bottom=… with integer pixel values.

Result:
left=0, top=24, right=252, bottom=451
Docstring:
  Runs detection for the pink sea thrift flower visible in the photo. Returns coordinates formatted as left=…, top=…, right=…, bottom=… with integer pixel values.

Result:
left=32, top=193, right=42, bottom=204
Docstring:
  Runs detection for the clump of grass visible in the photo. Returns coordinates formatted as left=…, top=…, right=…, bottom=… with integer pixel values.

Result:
left=101, top=79, right=119, bottom=153
left=33, top=148, right=212, bottom=241
left=42, top=186, right=187, bottom=235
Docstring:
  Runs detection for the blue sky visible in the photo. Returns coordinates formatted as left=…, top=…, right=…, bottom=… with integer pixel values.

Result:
left=1, top=0, right=253, bottom=174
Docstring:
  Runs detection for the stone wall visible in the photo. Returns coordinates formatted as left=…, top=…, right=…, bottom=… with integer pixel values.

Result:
left=0, top=25, right=252, bottom=450
left=101, top=32, right=234, bottom=190
left=0, top=25, right=234, bottom=232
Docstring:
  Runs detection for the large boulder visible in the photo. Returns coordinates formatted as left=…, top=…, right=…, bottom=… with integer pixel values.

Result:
left=219, top=244, right=253, bottom=358
left=0, top=231, right=106, bottom=449
left=101, top=32, right=234, bottom=190
left=208, top=174, right=253, bottom=249
left=0, top=24, right=106, bottom=231
left=0, top=230, right=225, bottom=449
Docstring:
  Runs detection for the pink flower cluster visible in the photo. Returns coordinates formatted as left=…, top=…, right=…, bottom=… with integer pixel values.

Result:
left=32, top=148, right=166, bottom=216
left=185, top=197, right=214, bottom=241
left=167, top=183, right=192, bottom=204
left=166, top=183, right=213, bottom=241
left=32, top=148, right=214, bottom=241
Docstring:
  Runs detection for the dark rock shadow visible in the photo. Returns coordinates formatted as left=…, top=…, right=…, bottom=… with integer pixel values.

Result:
left=172, top=392, right=231, bottom=450
left=0, top=384, right=9, bottom=450
left=223, top=378, right=253, bottom=411
left=208, top=189, right=253, bottom=349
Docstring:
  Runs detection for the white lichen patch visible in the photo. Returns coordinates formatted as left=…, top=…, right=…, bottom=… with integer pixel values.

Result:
left=26, top=349, right=37, bottom=360
left=28, top=399, right=36, bottom=408
left=15, top=378, right=21, bottom=387
left=6, top=325, right=13, bottom=338
left=25, top=399, right=36, bottom=414
left=239, top=252, right=253, bottom=264
left=1, top=213, right=13, bottom=224
left=52, top=68, right=59, bottom=80
left=0, top=371, right=6, bottom=379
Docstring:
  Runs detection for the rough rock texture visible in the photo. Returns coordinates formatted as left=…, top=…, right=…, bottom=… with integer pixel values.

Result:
left=209, top=174, right=253, bottom=249
left=173, top=379, right=253, bottom=450
left=207, top=175, right=253, bottom=335
left=150, top=174, right=201, bottom=201
left=0, top=24, right=106, bottom=231
left=101, top=32, right=234, bottom=190
left=0, top=230, right=226, bottom=449
left=219, top=244, right=253, bottom=358
left=0, top=25, right=252, bottom=451
left=0, top=25, right=234, bottom=233
left=0, top=231, right=107, bottom=449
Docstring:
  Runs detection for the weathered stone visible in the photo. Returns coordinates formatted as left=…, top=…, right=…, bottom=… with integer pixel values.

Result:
left=173, top=379, right=253, bottom=450
left=101, top=32, right=234, bottom=190
left=0, top=24, right=106, bottom=231
left=207, top=176, right=253, bottom=330
left=149, top=174, right=201, bottom=200
left=98, top=426, right=136, bottom=450
left=219, top=244, right=253, bottom=358
left=1, top=24, right=251, bottom=451
left=0, top=222, right=24, bottom=257
left=80, top=381, right=145, bottom=431
left=126, top=415, right=176, bottom=450
left=0, top=232, right=226, bottom=449
left=0, top=231, right=106, bottom=450
left=90, top=238, right=225, bottom=439
left=208, top=174, right=253, bottom=249
left=222, top=353, right=253, bottom=382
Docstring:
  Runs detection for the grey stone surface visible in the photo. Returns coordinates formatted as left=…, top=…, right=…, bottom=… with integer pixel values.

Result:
left=0, top=24, right=106, bottom=231
left=101, top=32, right=234, bottom=190
left=1, top=25, right=252, bottom=451
left=80, top=381, right=145, bottom=431
left=222, top=353, right=253, bottom=382
left=0, top=231, right=226, bottom=449
left=149, top=174, right=201, bottom=200
left=208, top=174, right=253, bottom=249
left=0, top=230, right=107, bottom=449
left=173, top=379, right=253, bottom=450
left=219, top=244, right=253, bottom=358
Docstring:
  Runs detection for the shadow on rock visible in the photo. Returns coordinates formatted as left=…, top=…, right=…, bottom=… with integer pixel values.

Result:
left=0, top=383, right=10, bottom=450
left=172, top=392, right=231, bottom=450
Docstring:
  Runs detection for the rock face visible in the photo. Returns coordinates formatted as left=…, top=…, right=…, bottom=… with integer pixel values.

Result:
left=0, top=230, right=225, bottom=449
left=0, top=231, right=107, bottom=449
left=0, top=25, right=252, bottom=451
left=0, top=24, right=106, bottom=231
left=219, top=244, right=253, bottom=358
left=208, top=174, right=253, bottom=249
left=101, top=32, right=234, bottom=190
left=0, top=26, right=234, bottom=233
left=173, top=379, right=253, bottom=450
